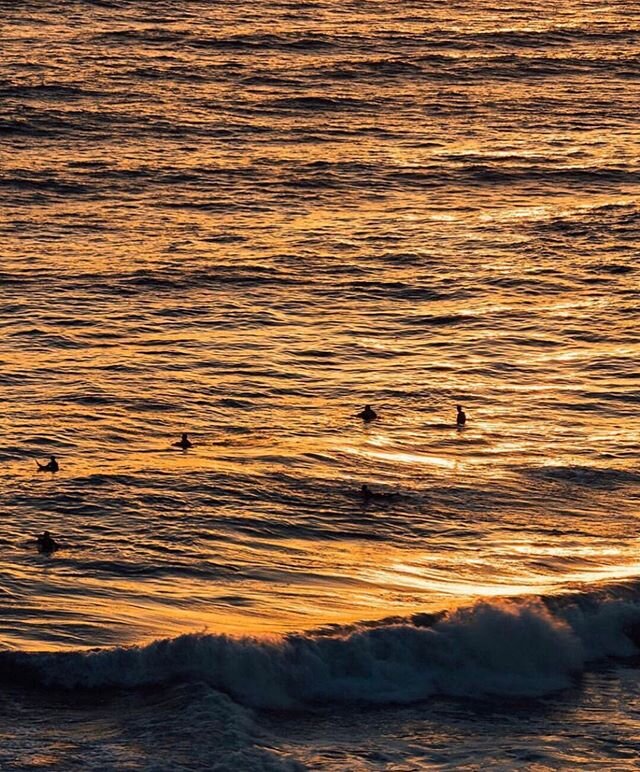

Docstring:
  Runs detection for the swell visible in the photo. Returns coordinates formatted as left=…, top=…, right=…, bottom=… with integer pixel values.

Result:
left=2, top=161, right=638, bottom=205
left=2, top=582, right=640, bottom=708
left=69, top=25, right=640, bottom=53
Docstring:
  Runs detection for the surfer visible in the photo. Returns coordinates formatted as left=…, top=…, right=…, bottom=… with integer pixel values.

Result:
left=36, top=531, right=58, bottom=553
left=173, top=433, right=193, bottom=450
left=36, top=455, right=59, bottom=472
left=360, top=484, right=397, bottom=502
left=456, top=405, right=466, bottom=427
left=357, top=405, right=377, bottom=422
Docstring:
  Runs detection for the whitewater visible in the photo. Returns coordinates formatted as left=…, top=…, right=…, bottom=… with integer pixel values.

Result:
left=1, top=0, right=640, bottom=768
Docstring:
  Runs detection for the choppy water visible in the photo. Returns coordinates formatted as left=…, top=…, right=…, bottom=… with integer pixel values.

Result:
left=1, top=0, right=640, bottom=768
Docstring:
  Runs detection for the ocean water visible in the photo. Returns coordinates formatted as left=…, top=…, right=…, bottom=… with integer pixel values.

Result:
left=1, top=0, right=639, bottom=768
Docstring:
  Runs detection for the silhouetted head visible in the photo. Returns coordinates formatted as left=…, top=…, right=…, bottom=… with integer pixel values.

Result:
left=456, top=405, right=462, bottom=412
left=50, top=455, right=56, bottom=461
left=357, top=404, right=377, bottom=421
left=37, top=530, right=57, bottom=552
left=181, top=433, right=188, bottom=440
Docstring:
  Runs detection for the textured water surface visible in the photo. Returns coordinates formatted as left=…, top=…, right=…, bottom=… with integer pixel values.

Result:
left=1, top=0, right=640, bottom=768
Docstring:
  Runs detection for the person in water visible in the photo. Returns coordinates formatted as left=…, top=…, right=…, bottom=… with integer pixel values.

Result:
left=173, top=433, right=193, bottom=450
left=36, top=455, right=59, bottom=472
left=357, top=405, right=377, bottom=422
left=36, top=531, right=58, bottom=553
left=360, top=483, right=396, bottom=503
left=456, top=405, right=466, bottom=427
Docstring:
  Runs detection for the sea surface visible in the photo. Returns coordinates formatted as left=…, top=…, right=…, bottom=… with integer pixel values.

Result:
left=1, top=0, right=640, bottom=768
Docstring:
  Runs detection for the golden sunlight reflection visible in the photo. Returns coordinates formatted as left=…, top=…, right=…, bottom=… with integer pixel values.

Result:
left=345, top=447, right=461, bottom=469
left=2, top=1, right=640, bottom=678
left=373, top=558, right=640, bottom=599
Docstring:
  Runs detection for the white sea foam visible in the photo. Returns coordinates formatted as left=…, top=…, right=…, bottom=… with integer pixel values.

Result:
left=5, top=589, right=639, bottom=708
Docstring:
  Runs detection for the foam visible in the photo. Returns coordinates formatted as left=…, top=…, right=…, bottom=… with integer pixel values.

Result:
left=2, top=586, right=640, bottom=708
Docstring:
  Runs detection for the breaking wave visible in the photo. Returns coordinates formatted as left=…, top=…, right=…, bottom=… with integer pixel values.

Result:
left=3, top=583, right=640, bottom=708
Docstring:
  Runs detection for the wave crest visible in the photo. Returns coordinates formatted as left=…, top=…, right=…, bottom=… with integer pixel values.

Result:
left=3, top=587, right=640, bottom=707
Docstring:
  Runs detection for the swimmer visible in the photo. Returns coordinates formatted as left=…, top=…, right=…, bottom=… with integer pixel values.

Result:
left=357, top=405, right=377, bottom=422
left=456, top=405, right=466, bottom=427
left=359, top=483, right=397, bottom=503
left=36, top=455, right=59, bottom=472
left=173, top=433, right=193, bottom=450
left=36, top=531, right=58, bottom=553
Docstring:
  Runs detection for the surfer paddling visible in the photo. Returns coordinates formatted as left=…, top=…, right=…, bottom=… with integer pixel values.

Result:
left=36, top=455, right=59, bottom=472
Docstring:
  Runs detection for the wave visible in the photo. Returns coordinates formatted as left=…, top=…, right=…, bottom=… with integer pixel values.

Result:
left=454, top=164, right=639, bottom=186
left=266, top=96, right=378, bottom=112
left=188, top=33, right=336, bottom=52
left=54, top=557, right=242, bottom=581
left=469, top=27, right=640, bottom=47
left=3, top=583, right=640, bottom=707
left=535, top=203, right=640, bottom=239
left=523, top=464, right=640, bottom=488
left=0, top=83, right=98, bottom=100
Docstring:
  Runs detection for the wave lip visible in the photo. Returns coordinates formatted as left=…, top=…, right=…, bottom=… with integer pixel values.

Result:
left=3, top=586, right=640, bottom=708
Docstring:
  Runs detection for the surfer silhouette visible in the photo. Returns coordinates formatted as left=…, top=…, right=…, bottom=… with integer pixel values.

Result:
left=361, top=484, right=373, bottom=502
left=173, top=433, right=193, bottom=450
left=36, top=531, right=58, bottom=553
left=357, top=405, right=377, bottom=422
left=36, top=455, right=59, bottom=472
left=360, top=483, right=397, bottom=503
left=456, top=405, right=466, bottom=427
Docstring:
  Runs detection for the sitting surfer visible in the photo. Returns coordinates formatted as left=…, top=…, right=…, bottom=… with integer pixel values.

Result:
left=36, top=455, right=59, bottom=472
left=36, top=531, right=58, bottom=553
left=173, top=432, right=193, bottom=450
left=357, top=405, right=377, bottom=422
left=360, top=484, right=397, bottom=503
left=456, top=405, right=466, bottom=427
left=361, top=483, right=373, bottom=502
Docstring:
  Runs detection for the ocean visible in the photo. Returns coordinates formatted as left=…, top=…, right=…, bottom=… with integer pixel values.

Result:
left=1, top=0, right=639, bottom=768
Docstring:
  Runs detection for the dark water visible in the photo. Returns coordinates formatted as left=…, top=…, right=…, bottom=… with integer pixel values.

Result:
left=1, top=1, right=640, bottom=768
